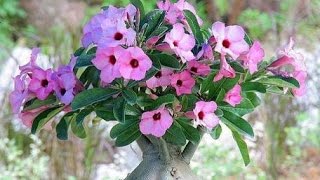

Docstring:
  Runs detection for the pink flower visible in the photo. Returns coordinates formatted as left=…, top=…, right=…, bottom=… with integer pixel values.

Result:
left=239, top=41, right=265, bottom=74
left=139, top=107, right=173, bottom=137
left=52, top=64, right=81, bottom=105
left=197, top=44, right=214, bottom=60
left=292, top=71, right=307, bottom=96
left=28, top=68, right=55, bottom=100
left=187, top=60, right=210, bottom=76
left=99, top=21, right=136, bottom=48
left=119, top=47, right=152, bottom=80
left=146, top=68, right=173, bottom=89
left=10, top=75, right=29, bottom=113
left=214, top=54, right=236, bottom=82
left=82, top=5, right=137, bottom=47
left=92, top=47, right=124, bottom=83
left=171, top=70, right=195, bottom=96
left=224, top=84, right=242, bottom=107
left=268, top=38, right=307, bottom=96
left=193, top=101, right=219, bottom=129
left=19, top=106, right=49, bottom=128
left=158, top=0, right=203, bottom=25
left=211, top=21, right=249, bottom=60
left=164, top=23, right=195, bottom=62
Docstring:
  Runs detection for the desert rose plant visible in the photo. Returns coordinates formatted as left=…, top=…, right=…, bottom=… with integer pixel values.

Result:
left=10, top=0, right=307, bottom=179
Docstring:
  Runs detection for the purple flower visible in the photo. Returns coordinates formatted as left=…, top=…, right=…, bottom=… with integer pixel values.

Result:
left=28, top=68, right=55, bottom=100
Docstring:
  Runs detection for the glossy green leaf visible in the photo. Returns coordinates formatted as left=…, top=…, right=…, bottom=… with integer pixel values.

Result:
left=149, top=53, right=180, bottom=69
left=232, top=130, right=250, bottom=166
left=141, top=10, right=165, bottom=37
left=56, top=112, right=74, bottom=140
left=257, top=76, right=300, bottom=88
left=164, top=122, right=186, bottom=146
left=74, top=47, right=85, bottom=56
left=76, top=108, right=93, bottom=125
left=221, top=110, right=254, bottom=138
left=210, top=124, right=222, bottom=140
left=122, top=89, right=137, bottom=105
left=24, top=95, right=57, bottom=111
left=241, top=82, right=267, bottom=93
left=130, top=0, right=145, bottom=17
left=181, top=94, right=198, bottom=111
left=176, top=118, right=200, bottom=144
left=113, top=98, right=126, bottom=123
left=216, top=88, right=226, bottom=102
left=31, top=106, right=64, bottom=134
left=244, top=92, right=261, bottom=107
left=75, top=54, right=95, bottom=68
left=110, top=117, right=139, bottom=139
left=71, top=114, right=87, bottom=139
left=219, top=98, right=254, bottom=116
left=95, top=110, right=115, bottom=121
left=71, top=88, right=119, bottom=110
left=183, top=10, right=204, bottom=44
left=149, top=94, right=176, bottom=109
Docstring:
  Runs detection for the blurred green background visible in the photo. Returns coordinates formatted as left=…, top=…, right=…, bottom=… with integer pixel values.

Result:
left=0, top=0, right=319, bottom=179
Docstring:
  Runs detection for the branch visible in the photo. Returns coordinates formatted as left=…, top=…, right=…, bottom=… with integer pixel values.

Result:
left=181, top=126, right=206, bottom=164
left=136, top=135, right=152, bottom=153
left=159, top=138, right=171, bottom=164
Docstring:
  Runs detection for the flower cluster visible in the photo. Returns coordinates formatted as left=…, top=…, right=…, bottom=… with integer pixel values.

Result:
left=10, top=0, right=307, bottom=155
left=10, top=48, right=82, bottom=127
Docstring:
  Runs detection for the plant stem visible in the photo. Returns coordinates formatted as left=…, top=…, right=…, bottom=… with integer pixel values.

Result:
left=181, top=126, right=206, bottom=164
left=159, top=137, right=171, bottom=164
left=136, top=135, right=152, bottom=153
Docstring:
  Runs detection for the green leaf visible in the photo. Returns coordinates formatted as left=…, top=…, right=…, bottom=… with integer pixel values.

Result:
left=216, top=88, right=226, bottom=102
left=56, top=112, right=74, bottom=140
left=95, top=110, right=115, bottom=121
left=176, top=118, right=200, bottom=144
left=71, top=113, right=87, bottom=139
left=181, top=94, right=198, bottom=111
left=149, top=53, right=180, bottom=69
left=210, top=124, right=222, bottom=140
left=74, top=47, right=85, bottom=56
left=149, top=94, right=176, bottom=109
left=113, top=98, right=126, bottom=123
left=229, top=61, right=245, bottom=73
left=221, top=110, right=254, bottom=138
left=148, top=53, right=161, bottom=70
left=215, top=108, right=224, bottom=117
left=244, top=92, right=261, bottom=107
left=23, top=95, right=57, bottom=111
left=116, top=129, right=141, bottom=147
left=257, top=76, right=300, bottom=88
left=31, top=106, right=64, bottom=134
left=71, top=88, right=119, bottom=110
left=219, top=98, right=255, bottom=116
left=183, top=10, right=204, bottom=44
left=241, top=82, right=266, bottom=93
left=232, top=130, right=250, bottom=166
left=141, top=10, right=165, bottom=38
left=244, top=33, right=253, bottom=46
left=130, top=0, right=145, bottom=17
left=150, top=26, right=168, bottom=37
left=76, top=108, right=93, bottom=125
left=164, top=122, right=186, bottom=146
left=75, top=54, right=95, bottom=68
left=122, top=89, right=137, bottom=105
left=110, top=117, right=139, bottom=139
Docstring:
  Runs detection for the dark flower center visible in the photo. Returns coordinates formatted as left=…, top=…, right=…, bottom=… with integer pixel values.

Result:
left=155, top=71, right=162, bottom=78
left=130, top=59, right=139, bottom=68
left=198, top=111, right=205, bottom=120
left=109, top=55, right=116, bottom=65
left=176, top=80, right=183, bottom=87
left=222, top=39, right=230, bottom=48
left=173, top=41, right=179, bottom=47
left=114, top=32, right=123, bottom=41
left=153, top=112, right=161, bottom=121
left=60, top=88, right=66, bottom=96
left=41, top=79, right=49, bottom=87
left=190, top=67, right=198, bottom=73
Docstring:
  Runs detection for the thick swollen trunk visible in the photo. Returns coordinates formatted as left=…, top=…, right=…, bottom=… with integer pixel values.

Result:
left=125, top=153, right=198, bottom=180
left=125, top=130, right=205, bottom=180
